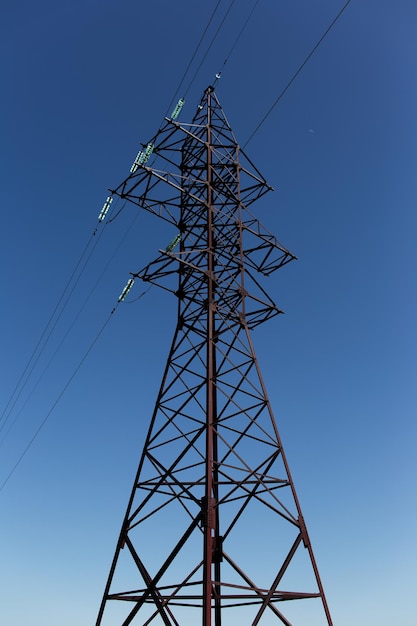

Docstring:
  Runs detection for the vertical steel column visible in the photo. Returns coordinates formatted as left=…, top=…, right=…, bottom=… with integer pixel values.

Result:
left=203, top=86, right=215, bottom=626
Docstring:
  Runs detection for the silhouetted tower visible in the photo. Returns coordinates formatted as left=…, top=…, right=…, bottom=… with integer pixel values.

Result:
left=96, top=86, right=332, bottom=626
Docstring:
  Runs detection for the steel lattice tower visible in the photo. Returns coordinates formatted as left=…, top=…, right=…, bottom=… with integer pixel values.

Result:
left=96, top=86, right=332, bottom=626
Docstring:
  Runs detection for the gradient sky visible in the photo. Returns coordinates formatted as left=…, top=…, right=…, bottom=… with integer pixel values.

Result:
left=1, top=1, right=416, bottom=625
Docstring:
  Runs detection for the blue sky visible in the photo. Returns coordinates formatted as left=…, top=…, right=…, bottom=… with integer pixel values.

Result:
left=1, top=1, right=416, bottom=624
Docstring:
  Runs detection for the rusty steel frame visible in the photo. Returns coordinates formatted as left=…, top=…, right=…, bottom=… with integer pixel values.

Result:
left=95, top=86, right=333, bottom=626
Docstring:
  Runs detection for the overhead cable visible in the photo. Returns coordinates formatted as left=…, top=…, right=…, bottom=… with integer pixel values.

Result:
left=0, top=191, right=126, bottom=434
left=0, top=302, right=119, bottom=493
left=165, top=0, right=223, bottom=116
left=1, top=233, right=93, bottom=431
left=0, top=268, right=149, bottom=494
left=214, top=0, right=261, bottom=84
left=0, top=222, right=109, bottom=435
left=0, top=208, right=141, bottom=445
left=183, top=0, right=236, bottom=97
left=243, top=0, right=353, bottom=147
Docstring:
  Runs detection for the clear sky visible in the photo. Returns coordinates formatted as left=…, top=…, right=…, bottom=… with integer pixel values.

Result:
left=1, top=1, right=416, bottom=625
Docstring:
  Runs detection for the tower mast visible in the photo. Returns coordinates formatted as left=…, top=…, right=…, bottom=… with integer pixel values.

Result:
left=96, top=86, right=332, bottom=626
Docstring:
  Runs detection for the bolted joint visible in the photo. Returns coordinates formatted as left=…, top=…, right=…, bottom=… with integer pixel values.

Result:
left=201, top=496, right=216, bottom=529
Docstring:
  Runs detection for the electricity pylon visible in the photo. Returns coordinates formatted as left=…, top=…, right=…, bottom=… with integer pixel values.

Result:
left=96, top=86, right=333, bottom=626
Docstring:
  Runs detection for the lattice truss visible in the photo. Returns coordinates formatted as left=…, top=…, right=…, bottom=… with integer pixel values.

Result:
left=96, top=87, right=332, bottom=626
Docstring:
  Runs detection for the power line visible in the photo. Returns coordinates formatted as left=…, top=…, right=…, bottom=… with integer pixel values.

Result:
left=243, top=0, right=353, bottom=148
left=0, top=268, right=153, bottom=493
left=214, top=0, right=261, bottom=84
left=0, top=193, right=127, bottom=434
left=165, top=0, right=223, bottom=116
left=0, top=232, right=94, bottom=430
left=166, top=0, right=252, bottom=115
left=0, top=302, right=119, bottom=493
left=0, top=208, right=141, bottom=446
left=183, top=0, right=236, bottom=97
left=0, top=214, right=111, bottom=434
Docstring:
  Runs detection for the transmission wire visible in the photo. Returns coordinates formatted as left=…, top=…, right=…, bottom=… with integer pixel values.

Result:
left=0, top=193, right=125, bottom=432
left=165, top=0, right=223, bottom=116
left=0, top=232, right=94, bottom=428
left=106, top=199, right=127, bottom=224
left=183, top=0, right=236, bottom=97
left=0, top=301, right=123, bottom=493
left=124, top=285, right=152, bottom=304
left=0, top=214, right=114, bottom=434
left=214, top=0, right=261, bottom=84
left=243, top=0, right=353, bottom=147
left=0, top=207, right=141, bottom=445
